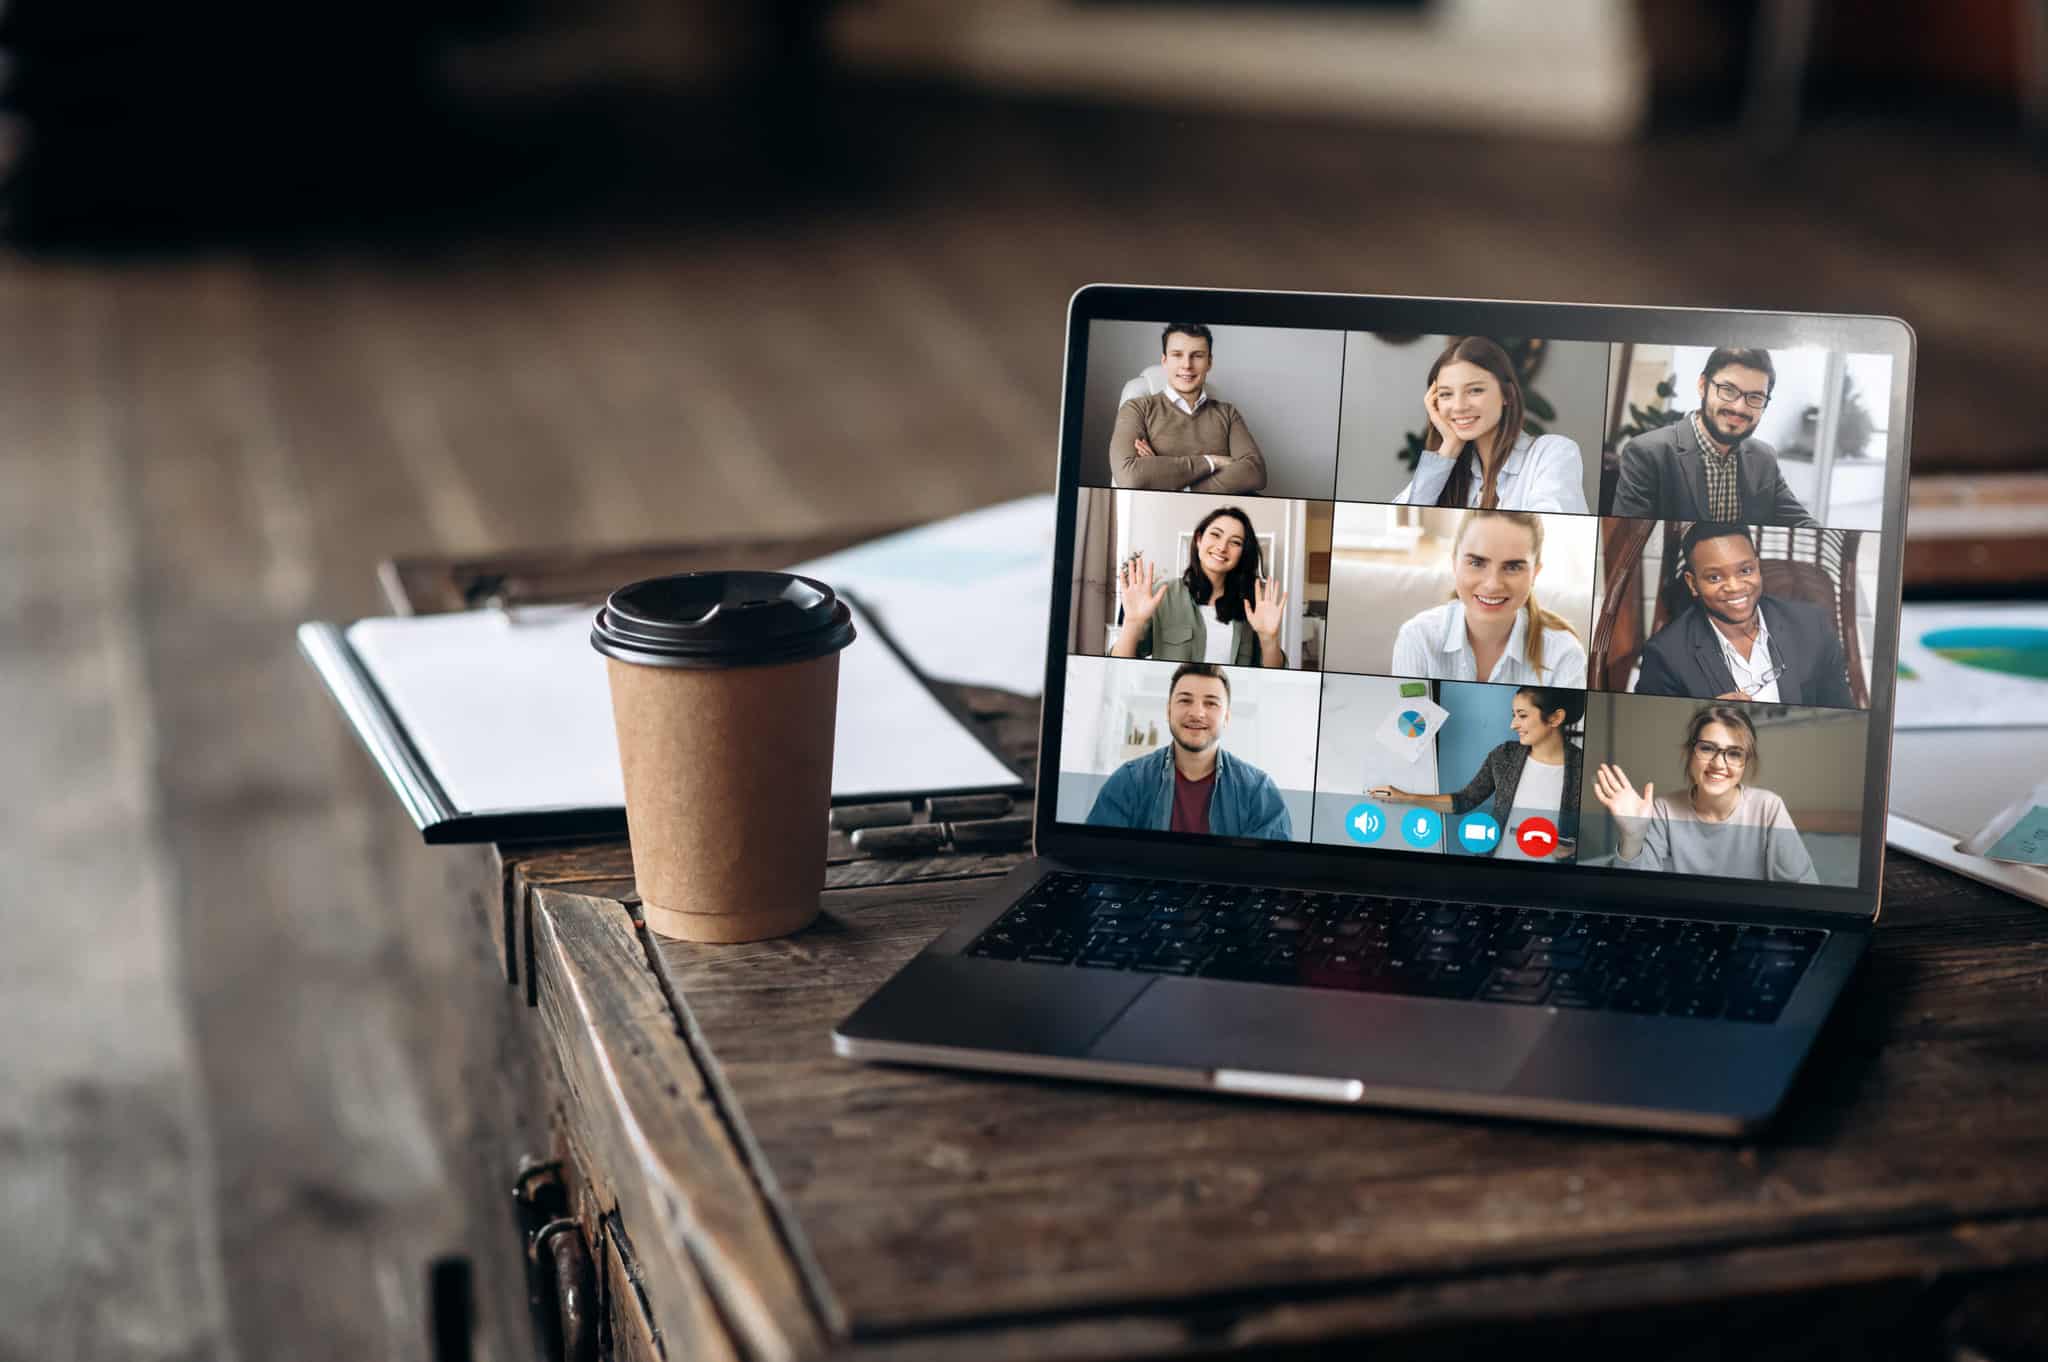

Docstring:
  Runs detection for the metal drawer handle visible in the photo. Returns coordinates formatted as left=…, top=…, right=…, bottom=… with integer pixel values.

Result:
left=530, top=1217, right=598, bottom=1362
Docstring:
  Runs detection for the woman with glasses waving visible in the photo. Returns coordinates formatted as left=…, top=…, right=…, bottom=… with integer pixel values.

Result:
left=1592, top=705, right=1820, bottom=883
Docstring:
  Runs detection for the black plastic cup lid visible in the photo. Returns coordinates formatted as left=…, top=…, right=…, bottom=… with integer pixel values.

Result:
left=590, top=571, right=856, bottom=669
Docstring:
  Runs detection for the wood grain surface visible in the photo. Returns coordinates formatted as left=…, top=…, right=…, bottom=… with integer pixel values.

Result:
left=644, top=872, right=2048, bottom=1348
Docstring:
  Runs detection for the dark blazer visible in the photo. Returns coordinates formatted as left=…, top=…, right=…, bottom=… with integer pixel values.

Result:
left=1609, top=419, right=1820, bottom=527
left=1633, top=596, right=1856, bottom=707
left=1448, top=740, right=1582, bottom=847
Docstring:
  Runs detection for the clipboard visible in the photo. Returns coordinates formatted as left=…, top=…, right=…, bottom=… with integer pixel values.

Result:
left=298, top=592, right=1028, bottom=845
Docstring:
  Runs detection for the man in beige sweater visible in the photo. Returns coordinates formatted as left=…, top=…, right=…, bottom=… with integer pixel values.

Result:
left=1109, top=324, right=1269, bottom=494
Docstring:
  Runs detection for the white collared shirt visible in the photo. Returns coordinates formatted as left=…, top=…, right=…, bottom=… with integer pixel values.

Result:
left=1714, top=607, right=1780, bottom=702
left=1391, top=432, right=1589, bottom=513
left=1165, top=386, right=1209, bottom=416
left=1390, top=600, right=1588, bottom=686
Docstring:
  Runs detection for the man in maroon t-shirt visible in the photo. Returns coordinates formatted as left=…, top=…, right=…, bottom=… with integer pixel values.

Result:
left=1085, top=663, right=1293, bottom=840
left=1166, top=668, right=1228, bottom=834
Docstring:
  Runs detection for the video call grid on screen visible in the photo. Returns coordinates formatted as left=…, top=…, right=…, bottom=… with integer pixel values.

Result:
left=1049, top=308, right=1908, bottom=902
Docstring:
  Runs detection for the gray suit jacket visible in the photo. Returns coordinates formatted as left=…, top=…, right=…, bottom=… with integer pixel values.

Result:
left=1609, top=419, right=1819, bottom=527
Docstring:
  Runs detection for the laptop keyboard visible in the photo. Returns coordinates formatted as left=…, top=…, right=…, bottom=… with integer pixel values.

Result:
left=967, top=873, right=1827, bottom=1023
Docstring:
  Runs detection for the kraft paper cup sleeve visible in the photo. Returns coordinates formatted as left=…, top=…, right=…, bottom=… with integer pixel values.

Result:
left=604, top=650, right=841, bottom=943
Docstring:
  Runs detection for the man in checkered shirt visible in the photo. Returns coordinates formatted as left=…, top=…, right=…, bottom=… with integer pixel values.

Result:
left=1609, top=348, right=1819, bottom=528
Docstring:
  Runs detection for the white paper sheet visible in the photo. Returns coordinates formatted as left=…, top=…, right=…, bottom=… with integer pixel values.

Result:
left=346, top=598, right=1020, bottom=816
left=785, top=494, right=1055, bottom=696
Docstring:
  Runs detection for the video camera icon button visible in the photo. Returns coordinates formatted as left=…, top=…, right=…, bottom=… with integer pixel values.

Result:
left=1457, top=812, right=1501, bottom=852
left=1344, top=802, right=1386, bottom=845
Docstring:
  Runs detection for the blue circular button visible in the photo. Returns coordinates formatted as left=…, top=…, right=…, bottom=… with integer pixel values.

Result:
left=1344, top=802, right=1386, bottom=844
left=1457, top=811, right=1501, bottom=852
left=1399, top=807, right=1442, bottom=849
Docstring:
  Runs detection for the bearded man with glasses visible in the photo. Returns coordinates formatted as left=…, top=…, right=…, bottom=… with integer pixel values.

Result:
left=1609, top=347, right=1820, bottom=527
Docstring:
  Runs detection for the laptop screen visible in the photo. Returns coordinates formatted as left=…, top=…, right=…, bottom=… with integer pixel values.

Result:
left=1047, top=293, right=1910, bottom=911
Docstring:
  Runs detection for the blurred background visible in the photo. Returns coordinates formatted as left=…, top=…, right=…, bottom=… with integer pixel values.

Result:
left=5, top=0, right=2045, bottom=1356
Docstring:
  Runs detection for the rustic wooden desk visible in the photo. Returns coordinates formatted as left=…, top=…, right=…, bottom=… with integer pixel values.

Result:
left=383, top=535, right=2048, bottom=1362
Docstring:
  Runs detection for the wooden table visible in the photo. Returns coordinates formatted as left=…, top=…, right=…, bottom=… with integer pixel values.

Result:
left=383, top=535, right=2048, bottom=1362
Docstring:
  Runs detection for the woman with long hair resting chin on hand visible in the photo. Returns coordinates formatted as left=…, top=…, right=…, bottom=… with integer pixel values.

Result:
left=1393, top=336, right=1588, bottom=513
left=1593, top=705, right=1820, bottom=883
left=1389, top=510, right=1586, bottom=686
left=1112, top=505, right=1288, bottom=668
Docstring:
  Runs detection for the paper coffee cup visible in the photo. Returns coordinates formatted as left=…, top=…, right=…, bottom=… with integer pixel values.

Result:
left=591, top=572, right=855, bottom=943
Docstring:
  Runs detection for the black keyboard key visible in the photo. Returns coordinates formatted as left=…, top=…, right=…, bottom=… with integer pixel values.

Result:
left=1078, top=950, right=1135, bottom=969
left=1753, top=953, right=1810, bottom=982
left=970, top=938, right=1021, bottom=960
left=1666, top=991, right=1725, bottom=1019
left=1482, top=980, right=1550, bottom=1004
left=1131, top=958, right=1197, bottom=975
left=1421, top=962, right=1485, bottom=999
left=1199, top=943, right=1262, bottom=978
left=1725, top=996, right=1786, bottom=1022
left=1147, top=904, right=1206, bottom=925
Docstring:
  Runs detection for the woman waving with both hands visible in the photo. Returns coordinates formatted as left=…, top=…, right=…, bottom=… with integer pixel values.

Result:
left=1113, top=505, right=1289, bottom=668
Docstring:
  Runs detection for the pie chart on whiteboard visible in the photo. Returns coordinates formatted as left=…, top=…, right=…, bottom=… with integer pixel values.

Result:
left=1397, top=710, right=1429, bottom=739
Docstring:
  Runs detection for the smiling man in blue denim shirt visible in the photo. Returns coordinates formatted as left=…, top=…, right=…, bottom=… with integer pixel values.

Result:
left=1086, top=663, right=1293, bottom=840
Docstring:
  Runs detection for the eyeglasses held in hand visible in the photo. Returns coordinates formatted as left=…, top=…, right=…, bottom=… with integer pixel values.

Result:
left=1736, top=661, right=1788, bottom=698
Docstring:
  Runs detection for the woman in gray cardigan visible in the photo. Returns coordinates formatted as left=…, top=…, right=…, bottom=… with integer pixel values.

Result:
left=1112, top=505, right=1288, bottom=668
left=1371, top=686, right=1584, bottom=859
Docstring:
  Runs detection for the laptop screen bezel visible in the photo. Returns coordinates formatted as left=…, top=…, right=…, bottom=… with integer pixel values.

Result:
left=1035, top=284, right=1915, bottom=921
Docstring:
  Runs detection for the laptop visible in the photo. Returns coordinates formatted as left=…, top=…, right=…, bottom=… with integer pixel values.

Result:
left=835, top=285, right=1914, bottom=1135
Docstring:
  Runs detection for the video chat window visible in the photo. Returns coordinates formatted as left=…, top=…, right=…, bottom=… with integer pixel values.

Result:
left=1603, top=344, right=1895, bottom=531
left=1068, top=488, right=1333, bottom=670
left=1079, top=320, right=1343, bottom=501
left=1578, top=693, right=1867, bottom=887
left=1057, top=656, right=1321, bottom=843
left=1311, top=675, right=1586, bottom=864
left=1335, top=333, right=1611, bottom=514
left=1591, top=521, right=1878, bottom=708
left=1323, top=505, right=1597, bottom=687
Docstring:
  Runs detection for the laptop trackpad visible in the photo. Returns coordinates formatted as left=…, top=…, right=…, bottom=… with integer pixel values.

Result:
left=1087, top=979, right=1552, bottom=1094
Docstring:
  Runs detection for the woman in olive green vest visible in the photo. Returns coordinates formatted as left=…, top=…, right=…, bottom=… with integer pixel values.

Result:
left=1112, top=505, right=1289, bottom=667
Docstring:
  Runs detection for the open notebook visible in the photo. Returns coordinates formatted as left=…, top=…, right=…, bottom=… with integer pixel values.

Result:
left=299, top=596, right=1025, bottom=844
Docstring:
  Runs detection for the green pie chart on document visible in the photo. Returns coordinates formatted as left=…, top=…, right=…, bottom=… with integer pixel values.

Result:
left=1922, top=627, right=2048, bottom=680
